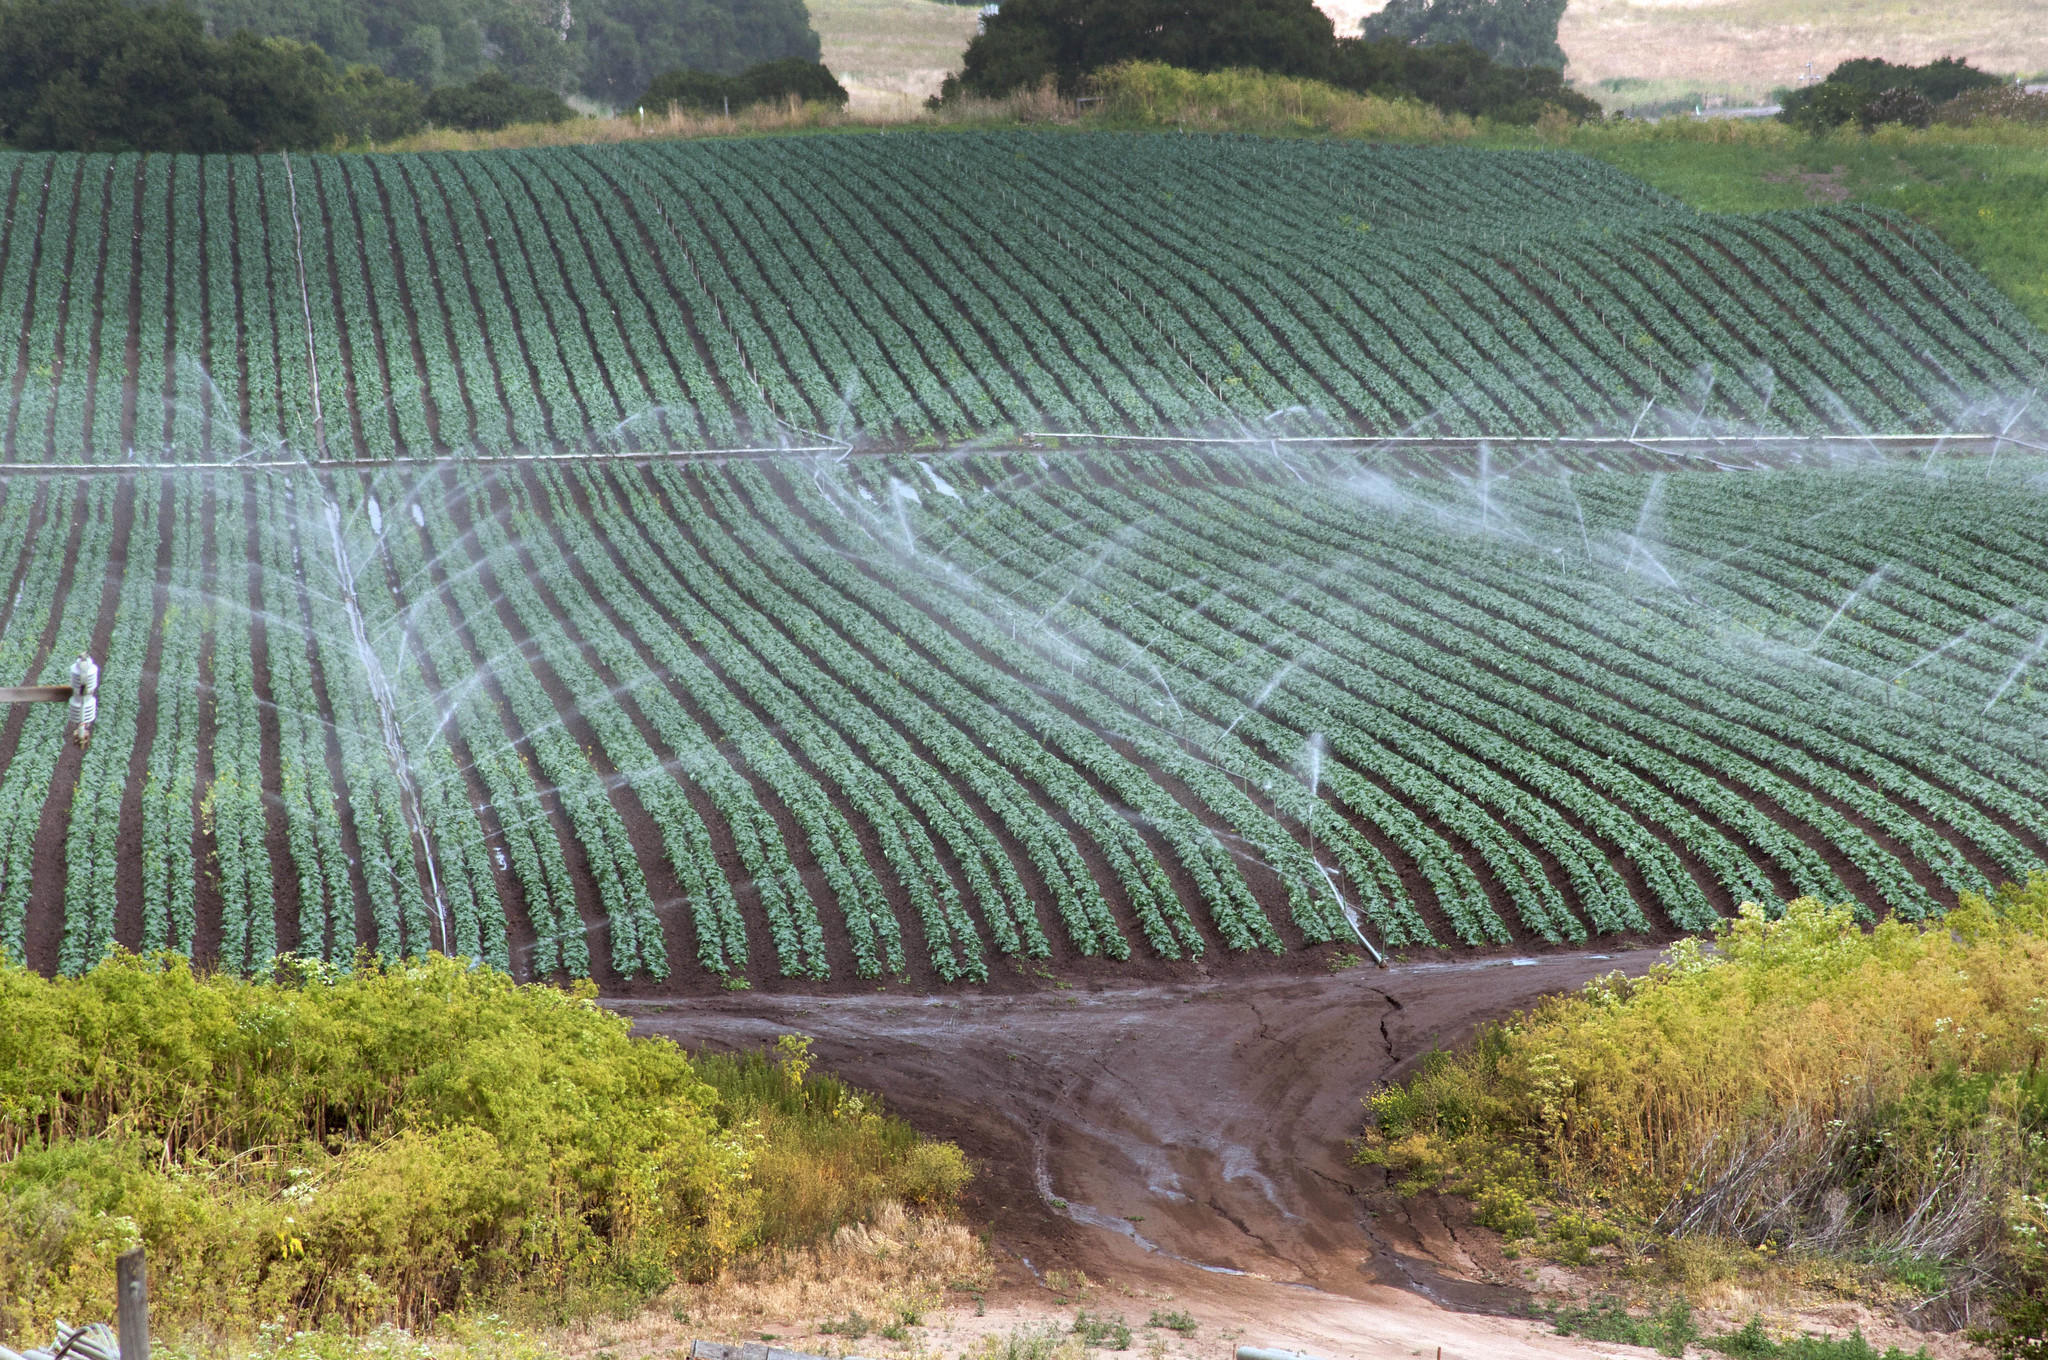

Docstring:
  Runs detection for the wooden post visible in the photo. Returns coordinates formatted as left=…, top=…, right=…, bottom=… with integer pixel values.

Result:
left=115, top=1248, right=148, bottom=1360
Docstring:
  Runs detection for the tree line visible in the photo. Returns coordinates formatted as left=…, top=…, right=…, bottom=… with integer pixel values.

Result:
left=0, top=0, right=845, bottom=150
left=942, top=0, right=1598, bottom=124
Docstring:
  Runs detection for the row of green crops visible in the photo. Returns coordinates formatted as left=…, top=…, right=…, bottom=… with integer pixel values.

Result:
left=0, top=447, right=2046, bottom=985
left=0, top=135, right=2039, bottom=463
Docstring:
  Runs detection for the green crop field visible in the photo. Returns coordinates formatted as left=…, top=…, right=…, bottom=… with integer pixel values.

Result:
left=0, top=133, right=2038, bottom=461
left=0, top=132, right=2044, bottom=989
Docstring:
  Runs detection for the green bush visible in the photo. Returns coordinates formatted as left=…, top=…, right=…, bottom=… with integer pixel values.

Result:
left=0, top=0, right=349, bottom=151
left=1072, top=1310, right=1132, bottom=1348
left=1355, top=890, right=2048, bottom=1334
left=422, top=71, right=572, bottom=129
left=638, top=58, right=847, bottom=114
left=1779, top=56, right=2002, bottom=133
left=0, top=953, right=964, bottom=1337
left=333, top=61, right=426, bottom=140
left=1326, top=36, right=1597, bottom=123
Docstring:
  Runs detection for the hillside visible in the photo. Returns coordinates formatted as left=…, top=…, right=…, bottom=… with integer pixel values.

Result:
left=0, top=136, right=2037, bottom=461
left=0, top=134, right=2043, bottom=992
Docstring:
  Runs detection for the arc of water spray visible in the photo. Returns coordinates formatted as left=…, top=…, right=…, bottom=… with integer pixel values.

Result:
left=280, top=153, right=450, bottom=952
left=321, top=497, right=451, bottom=952
left=1806, top=563, right=1888, bottom=652
left=1984, top=622, right=2048, bottom=715
left=1297, top=731, right=1383, bottom=965
left=1897, top=599, right=2033, bottom=677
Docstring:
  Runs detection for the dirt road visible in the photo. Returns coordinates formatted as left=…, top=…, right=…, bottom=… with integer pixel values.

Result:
left=617, top=948, right=1664, bottom=1359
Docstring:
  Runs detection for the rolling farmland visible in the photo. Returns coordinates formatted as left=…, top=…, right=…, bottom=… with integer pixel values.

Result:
left=0, top=134, right=2035, bottom=460
left=0, top=133, right=2044, bottom=987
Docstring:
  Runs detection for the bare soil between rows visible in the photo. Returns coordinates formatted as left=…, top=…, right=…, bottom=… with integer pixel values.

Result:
left=615, top=948, right=1659, bottom=1326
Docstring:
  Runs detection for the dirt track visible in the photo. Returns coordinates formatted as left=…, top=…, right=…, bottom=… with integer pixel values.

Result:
left=618, top=947, right=1664, bottom=1358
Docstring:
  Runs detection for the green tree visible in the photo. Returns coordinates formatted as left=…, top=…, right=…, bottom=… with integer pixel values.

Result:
left=187, top=0, right=824, bottom=105
left=1361, top=0, right=1568, bottom=70
left=583, top=0, right=820, bottom=104
left=1328, top=34, right=1595, bottom=121
left=421, top=68, right=573, bottom=128
left=956, top=0, right=1337, bottom=97
left=0, top=0, right=342, bottom=151
left=334, top=60, right=426, bottom=140
left=640, top=57, right=846, bottom=113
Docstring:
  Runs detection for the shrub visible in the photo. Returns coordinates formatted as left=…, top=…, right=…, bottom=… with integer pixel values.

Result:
left=0, top=953, right=964, bottom=1337
left=1326, top=34, right=1597, bottom=122
left=1857, top=86, right=1936, bottom=131
left=423, top=71, right=572, bottom=130
left=639, top=59, right=846, bottom=115
left=1072, top=1310, right=1132, bottom=1348
left=1937, top=86, right=2048, bottom=126
left=1780, top=55, right=2001, bottom=133
left=1355, top=888, right=2048, bottom=1331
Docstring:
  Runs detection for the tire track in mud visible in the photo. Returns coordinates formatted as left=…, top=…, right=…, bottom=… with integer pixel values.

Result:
left=618, top=948, right=1659, bottom=1302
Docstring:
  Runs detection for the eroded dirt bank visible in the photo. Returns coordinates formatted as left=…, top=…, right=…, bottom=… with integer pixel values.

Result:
left=615, top=948, right=1665, bottom=1357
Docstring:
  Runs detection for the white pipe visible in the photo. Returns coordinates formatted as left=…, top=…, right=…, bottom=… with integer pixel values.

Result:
left=1238, top=1346, right=1340, bottom=1360
left=1023, top=431, right=2018, bottom=446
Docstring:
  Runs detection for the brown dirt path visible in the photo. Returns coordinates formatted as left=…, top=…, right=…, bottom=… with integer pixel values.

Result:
left=616, top=947, right=1661, bottom=1351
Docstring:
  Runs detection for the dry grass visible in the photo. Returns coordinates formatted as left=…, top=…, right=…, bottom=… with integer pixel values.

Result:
left=374, top=98, right=873, bottom=151
left=1085, top=62, right=1472, bottom=136
left=547, top=1202, right=991, bottom=1360
left=808, top=0, right=983, bottom=110
left=1559, top=0, right=2048, bottom=111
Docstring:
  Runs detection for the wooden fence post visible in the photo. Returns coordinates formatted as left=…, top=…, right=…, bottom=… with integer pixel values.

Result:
left=115, top=1248, right=148, bottom=1360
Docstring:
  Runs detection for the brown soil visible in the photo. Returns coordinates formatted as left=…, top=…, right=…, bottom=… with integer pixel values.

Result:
left=617, top=948, right=1655, bottom=1323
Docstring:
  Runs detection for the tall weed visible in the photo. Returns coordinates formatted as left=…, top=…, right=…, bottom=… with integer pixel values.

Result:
left=0, top=954, right=963, bottom=1337
left=1357, top=888, right=2048, bottom=1328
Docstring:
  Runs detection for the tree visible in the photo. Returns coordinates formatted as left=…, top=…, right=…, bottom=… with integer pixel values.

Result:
left=334, top=61, right=427, bottom=140
left=1779, top=55, right=2001, bottom=132
left=640, top=57, right=846, bottom=113
left=957, top=0, right=1336, bottom=98
left=1329, top=34, right=1596, bottom=121
left=187, top=0, right=824, bottom=105
left=421, top=68, right=573, bottom=128
left=0, top=0, right=343, bottom=151
left=1361, top=0, right=1567, bottom=70
left=582, top=0, right=820, bottom=105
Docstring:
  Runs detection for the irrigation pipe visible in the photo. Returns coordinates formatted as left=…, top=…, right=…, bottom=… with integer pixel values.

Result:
left=0, top=432, right=2039, bottom=478
left=0, top=446, right=851, bottom=475
left=1020, top=431, right=2025, bottom=446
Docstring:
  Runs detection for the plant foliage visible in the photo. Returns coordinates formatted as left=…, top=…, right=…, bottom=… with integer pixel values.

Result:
left=188, top=0, right=821, bottom=104
left=0, top=952, right=962, bottom=1335
left=1356, top=888, right=2048, bottom=1333
left=1360, top=0, right=1568, bottom=70
left=640, top=58, right=848, bottom=115
left=422, top=70, right=573, bottom=129
left=1780, top=56, right=2003, bottom=133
